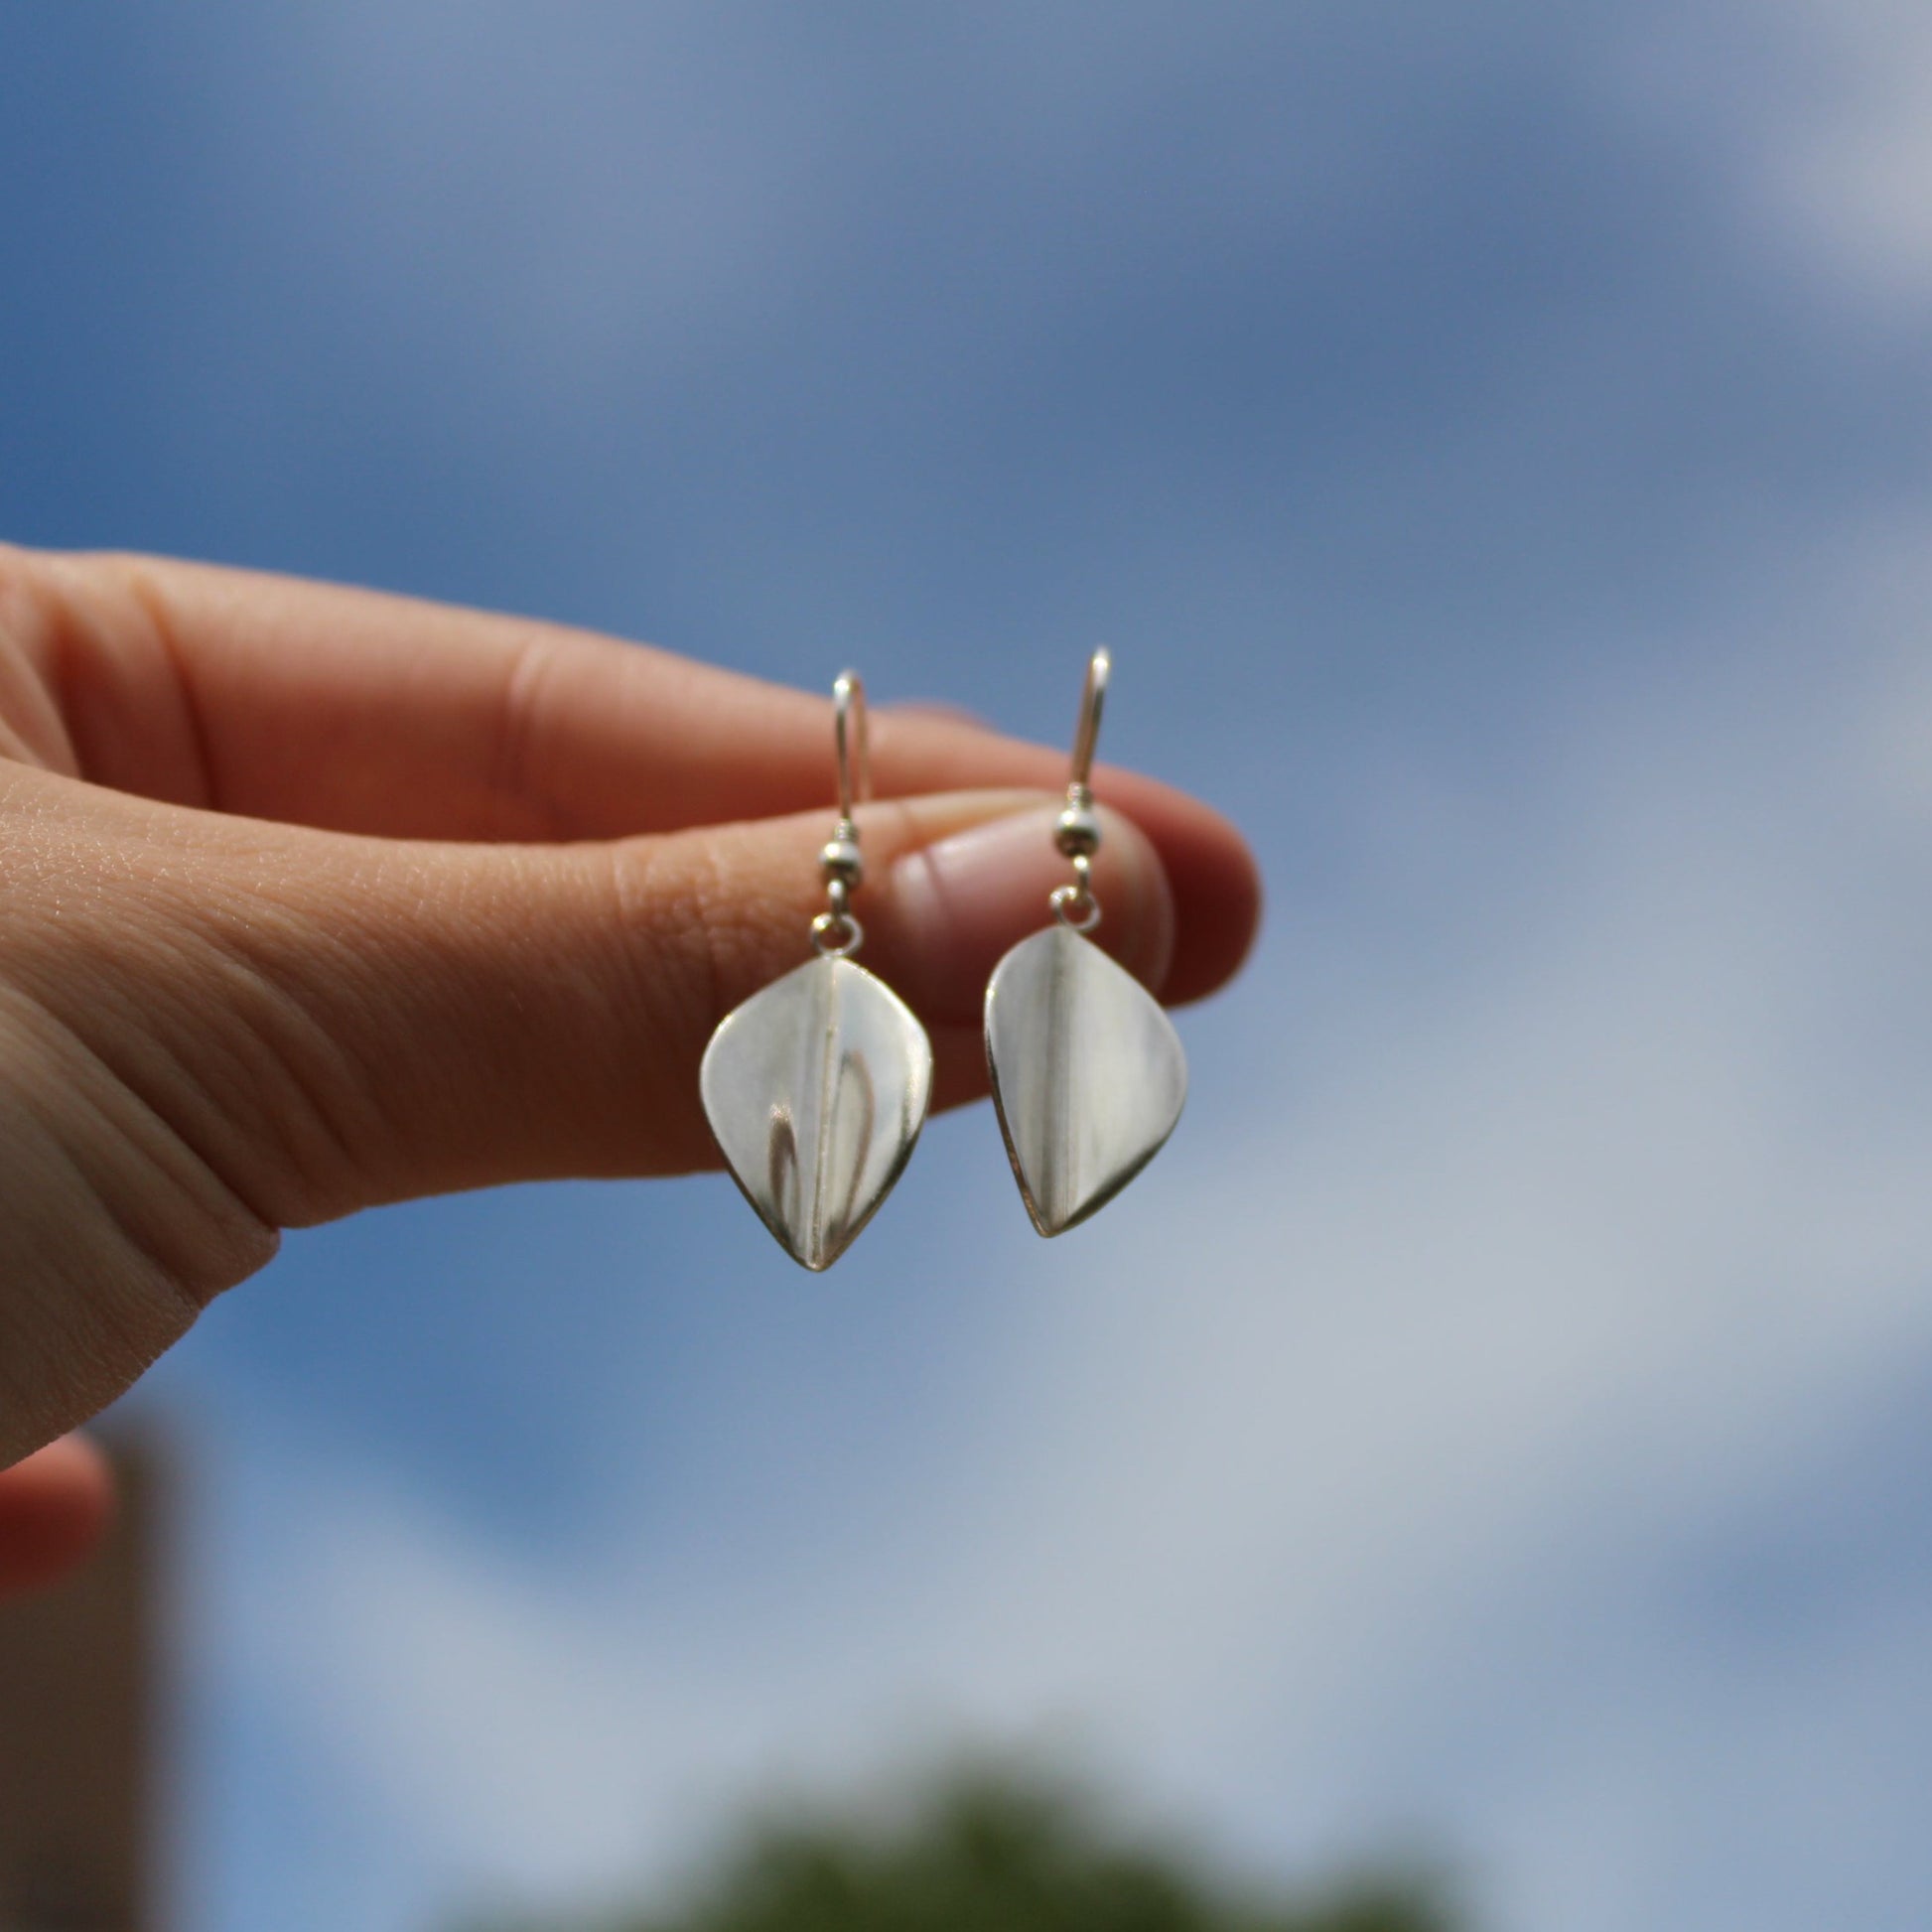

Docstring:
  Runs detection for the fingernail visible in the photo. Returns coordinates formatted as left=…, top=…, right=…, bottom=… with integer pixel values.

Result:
left=886, top=805, right=1172, bottom=1020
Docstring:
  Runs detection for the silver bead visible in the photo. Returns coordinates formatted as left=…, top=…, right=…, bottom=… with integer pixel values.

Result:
left=1053, top=802, right=1102, bottom=860
left=819, top=836, right=865, bottom=888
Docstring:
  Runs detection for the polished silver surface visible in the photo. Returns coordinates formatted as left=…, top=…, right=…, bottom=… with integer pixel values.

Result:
left=702, top=953, right=932, bottom=1271
left=1066, top=646, right=1109, bottom=792
left=1048, top=648, right=1111, bottom=932
left=810, top=670, right=871, bottom=958
left=831, top=669, right=870, bottom=821
left=984, top=924, right=1187, bottom=1236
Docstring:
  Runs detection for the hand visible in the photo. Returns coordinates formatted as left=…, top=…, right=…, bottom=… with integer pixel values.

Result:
left=0, top=545, right=1259, bottom=1584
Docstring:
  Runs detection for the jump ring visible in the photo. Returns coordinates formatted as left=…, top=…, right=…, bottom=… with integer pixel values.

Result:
left=811, top=909, right=865, bottom=957
left=1049, top=883, right=1101, bottom=933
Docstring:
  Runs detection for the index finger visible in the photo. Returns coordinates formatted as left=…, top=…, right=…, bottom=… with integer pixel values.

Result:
left=17, top=550, right=1261, bottom=1003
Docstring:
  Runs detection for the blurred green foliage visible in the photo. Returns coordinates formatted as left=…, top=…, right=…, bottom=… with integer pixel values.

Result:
left=462, top=1767, right=1455, bottom=1932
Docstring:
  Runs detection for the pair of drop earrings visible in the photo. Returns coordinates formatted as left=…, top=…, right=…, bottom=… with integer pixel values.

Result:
left=700, top=650, right=1187, bottom=1270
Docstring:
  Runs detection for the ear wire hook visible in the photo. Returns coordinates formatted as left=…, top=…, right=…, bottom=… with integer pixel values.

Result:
left=1067, top=645, right=1108, bottom=793
left=1050, top=647, right=1109, bottom=932
left=832, top=668, right=870, bottom=823
left=814, top=670, right=870, bottom=957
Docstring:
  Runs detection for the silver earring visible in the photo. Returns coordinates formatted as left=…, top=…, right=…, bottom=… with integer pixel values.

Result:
left=984, top=649, right=1187, bottom=1235
left=701, top=672, right=933, bottom=1270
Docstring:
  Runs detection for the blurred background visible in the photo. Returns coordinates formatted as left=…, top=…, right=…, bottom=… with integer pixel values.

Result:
left=5, top=4, right=1932, bottom=1929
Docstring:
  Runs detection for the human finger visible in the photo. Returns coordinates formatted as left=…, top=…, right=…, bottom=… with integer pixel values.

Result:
left=8, top=551, right=1259, bottom=1004
left=1, top=771, right=1173, bottom=1226
left=0, top=1435, right=114, bottom=1597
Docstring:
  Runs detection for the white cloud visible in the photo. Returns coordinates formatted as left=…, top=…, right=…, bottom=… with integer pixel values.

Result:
left=210, top=516, right=1932, bottom=1932
left=1610, top=1, right=1932, bottom=310
left=126, top=11, right=1932, bottom=1925
left=179, top=3, right=1528, bottom=418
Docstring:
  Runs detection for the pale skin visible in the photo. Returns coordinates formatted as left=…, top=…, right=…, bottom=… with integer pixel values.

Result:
left=0, top=545, right=1261, bottom=1595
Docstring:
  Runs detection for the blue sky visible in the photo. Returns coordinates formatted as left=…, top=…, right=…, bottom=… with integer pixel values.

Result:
left=7, top=6, right=1932, bottom=1930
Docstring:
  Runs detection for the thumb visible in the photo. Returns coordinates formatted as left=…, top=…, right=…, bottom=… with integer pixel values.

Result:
left=196, top=789, right=1176, bottom=1219
left=0, top=782, right=1174, bottom=1461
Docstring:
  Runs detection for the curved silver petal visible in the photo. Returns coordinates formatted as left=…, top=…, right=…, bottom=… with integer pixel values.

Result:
left=701, top=955, right=933, bottom=1270
left=984, top=925, right=1187, bottom=1236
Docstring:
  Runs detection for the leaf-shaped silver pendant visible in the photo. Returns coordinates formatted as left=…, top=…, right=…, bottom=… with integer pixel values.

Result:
left=984, top=924, right=1187, bottom=1235
left=701, top=954, right=933, bottom=1271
